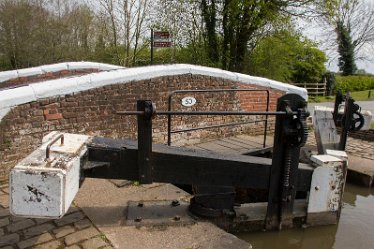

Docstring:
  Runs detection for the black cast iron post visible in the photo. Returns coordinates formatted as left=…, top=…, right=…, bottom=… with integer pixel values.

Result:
left=265, top=94, right=308, bottom=230
left=137, top=100, right=154, bottom=184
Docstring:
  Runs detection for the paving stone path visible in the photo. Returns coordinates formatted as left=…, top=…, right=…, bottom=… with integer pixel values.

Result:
left=306, top=132, right=374, bottom=161
left=0, top=133, right=372, bottom=248
left=0, top=182, right=114, bottom=249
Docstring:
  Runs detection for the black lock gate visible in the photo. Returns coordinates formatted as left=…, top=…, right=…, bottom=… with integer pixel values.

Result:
left=83, top=93, right=312, bottom=231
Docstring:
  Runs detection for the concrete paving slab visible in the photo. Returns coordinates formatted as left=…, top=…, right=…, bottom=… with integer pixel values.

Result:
left=74, top=178, right=251, bottom=249
left=347, top=155, right=374, bottom=187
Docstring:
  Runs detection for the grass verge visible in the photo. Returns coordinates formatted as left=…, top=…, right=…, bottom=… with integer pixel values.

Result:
left=309, top=89, right=374, bottom=103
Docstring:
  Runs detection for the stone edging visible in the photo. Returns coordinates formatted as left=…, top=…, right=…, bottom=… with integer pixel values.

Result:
left=0, top=63, right=307, bottom=122
left=0, top=61, right=124, bottom=83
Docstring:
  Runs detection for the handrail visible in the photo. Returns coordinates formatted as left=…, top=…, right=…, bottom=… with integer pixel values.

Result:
left=166, top=89, right=270, bottom=147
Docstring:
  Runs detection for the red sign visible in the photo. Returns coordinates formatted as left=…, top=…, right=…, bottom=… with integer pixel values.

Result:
left=154, top=31, right=170, bottom=40
left=153, top=41, right=172, bottom=48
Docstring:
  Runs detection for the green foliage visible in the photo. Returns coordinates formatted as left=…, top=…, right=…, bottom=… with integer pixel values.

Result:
left=245, top=31, right=293, bottom=81
left=0, top=0, right=95, bottom=69
left=292, top=43, right=327, bottom=83
left=245, top=29, right=327, bottom=83
left=324, top=72, right=336, bottom=96
left=308, top=89, right=374, bottom=103
left=335, top=75, right=374, bottom=92
left=0, top=54, right=11, bottom=71
left=201, top=0, right=219, bottom=63
left=336, top=21, right=357, bottom=75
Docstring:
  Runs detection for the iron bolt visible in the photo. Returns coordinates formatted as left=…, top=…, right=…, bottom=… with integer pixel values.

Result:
left=239, top=214, right=248, bottom=220
left=171, top=200, right=180, bottom=207
left=134, top=217, right=142, bottom=222
left=315, top=186, right=320, bottom=191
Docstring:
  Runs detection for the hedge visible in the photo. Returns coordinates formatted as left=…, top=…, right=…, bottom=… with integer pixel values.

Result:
left=335, top=75, right=374, bottom=92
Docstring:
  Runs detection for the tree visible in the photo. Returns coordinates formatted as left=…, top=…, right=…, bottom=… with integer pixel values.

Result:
left=246, top=29, right=327, bottom=83
left=0, top=0, right=51, bottom=68
left=200, top=0, right=318, bottom=72
left=92, top=0, right=151, bottom=66
left=201, top=0, right=219, bottom=64
left=316, top=0, right=374, bottom=75
left=336, top=20, right=357, bottom=75
left=0, top=0, right=96, bottom=70
left=151, top=0, right=202, bottom=64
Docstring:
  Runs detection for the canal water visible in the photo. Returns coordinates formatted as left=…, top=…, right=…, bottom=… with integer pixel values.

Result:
left=237, top=183, right=374, bottom=249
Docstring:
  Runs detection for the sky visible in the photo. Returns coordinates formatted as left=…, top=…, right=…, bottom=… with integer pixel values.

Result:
left=296, top=1, right=374, bottom=74
left=300, top=20, right=374, bottom=74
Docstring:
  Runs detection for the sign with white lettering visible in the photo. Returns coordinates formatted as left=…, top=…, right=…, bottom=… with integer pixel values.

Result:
left=154, top=31, right=171, bottom=40
left=153, top=31, right=172, bottom=48
left=181, top=97, right=196, bottom=107
left=153, top=41, right=172, bottom=48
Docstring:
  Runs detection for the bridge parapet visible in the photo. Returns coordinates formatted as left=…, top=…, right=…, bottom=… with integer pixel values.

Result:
left=0, top=63, right=307, bottom=179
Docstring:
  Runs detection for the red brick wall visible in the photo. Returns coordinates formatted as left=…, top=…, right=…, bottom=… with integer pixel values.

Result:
left=0, top=74, right=284, bottom=179
left=0, top=69, right=100, bottom=90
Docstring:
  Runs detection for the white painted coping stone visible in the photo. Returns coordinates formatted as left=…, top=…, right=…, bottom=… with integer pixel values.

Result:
left=0, top=63, right=308, bottom=122
left=0, top=61, right=124, bottom=83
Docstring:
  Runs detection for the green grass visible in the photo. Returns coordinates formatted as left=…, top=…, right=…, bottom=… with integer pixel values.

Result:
left=308, top=95, right=334, bottom=103
left=351, top=89, right=374, bottom=101
left=308, top=89, right=374, bottom=103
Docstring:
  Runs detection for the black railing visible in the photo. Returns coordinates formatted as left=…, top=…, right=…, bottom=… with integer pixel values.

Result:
left=166, top=89, right=270, bottom=147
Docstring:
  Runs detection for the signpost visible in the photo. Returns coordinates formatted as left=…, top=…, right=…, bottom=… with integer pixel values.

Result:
left=154, top=31, right=171, bottom=40
left=151, top=29, right=172, bottom=64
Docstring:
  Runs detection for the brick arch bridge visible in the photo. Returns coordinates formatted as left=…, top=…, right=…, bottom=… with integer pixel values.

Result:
left=0, top=62, right=307, bottom=179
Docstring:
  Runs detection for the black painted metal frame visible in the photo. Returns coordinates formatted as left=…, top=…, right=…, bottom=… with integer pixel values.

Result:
left=333, top=91, right=364, bottom=150
left=84, top=93, right=310, bottom=230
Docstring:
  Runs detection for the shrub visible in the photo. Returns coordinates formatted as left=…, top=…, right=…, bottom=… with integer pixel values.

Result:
left=335, top=75, right=374, bottom=93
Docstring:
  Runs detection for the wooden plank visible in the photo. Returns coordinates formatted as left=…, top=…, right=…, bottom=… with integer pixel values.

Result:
left=194, top=141, right=238, bottom=154
left=225, top=137, right=259, bottom=148
left=236, top=134, right=273, bottom=147
left=228, top=136, right=262, bottom=148
left=219, top=137, right=253, bottom=149
left=214, top=140, right=251, bottom=154
left=313, top=108, right=340, bottom=154
left=185, top=145, right=209, bottom=151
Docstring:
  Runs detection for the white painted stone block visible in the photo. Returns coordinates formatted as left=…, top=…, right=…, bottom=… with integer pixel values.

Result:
left=308, top=155, right=345, bottom=214
left=361, top=110, right=372, bottom=130
left=311, top=154, right=343, bottom=167
left=10, top=132, right=90, bottom=218
left=326, top=149, right=348, bottom=161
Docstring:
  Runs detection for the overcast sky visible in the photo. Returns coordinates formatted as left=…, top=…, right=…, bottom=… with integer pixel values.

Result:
left=300, top=22, right=374, bottom=74
left=297, top=1, right=374, bottom=74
